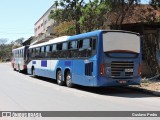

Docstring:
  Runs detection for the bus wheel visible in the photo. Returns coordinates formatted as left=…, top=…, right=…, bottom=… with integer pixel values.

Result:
left=18, top=65, right=21, bottom=73
left=32, top=68, right=36, bottom=77
left=57, top=70, right=64, bottom=86
left=66, top=71, right=74, bottom=88
left=13, top=65, right=16, bottom=71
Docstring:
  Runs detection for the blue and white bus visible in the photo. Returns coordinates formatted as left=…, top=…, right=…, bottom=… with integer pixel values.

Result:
left=27, top=30, right=142, bottom=87
left=12, top=46, right=29, bottom=72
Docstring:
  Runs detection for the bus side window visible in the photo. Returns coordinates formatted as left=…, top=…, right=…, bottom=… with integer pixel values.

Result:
left=57, top=43, right=62, bottom=58
left=50, top=45, right=52, bottom=51
left=40, top=46, right=45, bottom=58
left=35, top=47, right=40, bottom=58
left=22, top=49, right=24, bottom=58
left=46, top=45, right=50, bottom=57
left=62, top=42, right=68, bottom=58
left=91, top=38, right=97, bottom=55
left=32, top=49, right=34, bottom=58
left=51, top=44, right=57, bottom=58
left=78, top=38, right=91, bottom=58
left=69, top=41, right=78, bottom=58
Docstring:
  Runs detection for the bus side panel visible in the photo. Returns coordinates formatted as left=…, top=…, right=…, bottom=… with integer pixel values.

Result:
left=27, top=60, right=59, bottom=79
left=49, top=60, right=59, bottom=79
left=72, top=59, right=97, bottom=86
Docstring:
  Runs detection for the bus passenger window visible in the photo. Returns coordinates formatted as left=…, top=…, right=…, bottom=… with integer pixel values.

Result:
left=70, top=41, right=77, bottom=49
left=51, top=44, right=57, bottom=58
left=46, top=46, right=50, bottom=52
left=57, top=43, right=62, bottom=58
left=68, top=41, right=78, bottom=58
left=52, top=44, right=57, bottom=51
left=62, top=42, right=67, bottom=50
left=78, top=39, right=91, bottom=58
left=57, top=43, right=62, bottom=50
left=91, top=38, right=97, bottom=55
left=83, top=39, right=90, bottom=49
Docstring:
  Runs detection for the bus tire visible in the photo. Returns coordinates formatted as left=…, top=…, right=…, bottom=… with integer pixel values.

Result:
left=32, top=68, right=36, bottom=77
left=66, top=71, right=74, bottom=88
left=18, top=65, right=21, bottom=73
left=13, top=64, right=16, bottom=71
left=57, top=70, right=64, bottom=86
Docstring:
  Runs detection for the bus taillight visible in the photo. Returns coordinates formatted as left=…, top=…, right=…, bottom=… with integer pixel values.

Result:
left=100, top=63, right=105, bottom=76
left=138, top=64, right=142, bottom=75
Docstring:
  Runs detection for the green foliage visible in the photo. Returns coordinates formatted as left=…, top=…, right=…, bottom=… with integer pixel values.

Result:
left=49, top=0, right=111, bottom=34
left=0, top=37, right=24, bottom=62
left=0, top=44, right=12, bottom=62
left=150, top=0, right=160, bottom=7
left=80, top=0, right=110, bottom=32
left=0, top=38, right=8, bottom=45
left=14, top=37, right=24, bottom=45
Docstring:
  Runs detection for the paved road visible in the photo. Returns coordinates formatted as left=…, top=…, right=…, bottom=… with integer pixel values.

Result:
left=0, top=63, right=160, bottom=120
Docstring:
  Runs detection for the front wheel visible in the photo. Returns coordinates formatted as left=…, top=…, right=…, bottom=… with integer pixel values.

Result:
left=32, top=68, right=36, bottom=77
left=66, top=71, right=74, bottom=88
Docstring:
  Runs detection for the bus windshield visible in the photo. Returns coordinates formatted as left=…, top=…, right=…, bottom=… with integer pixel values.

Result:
left=103, top=32, right=140, bottom=53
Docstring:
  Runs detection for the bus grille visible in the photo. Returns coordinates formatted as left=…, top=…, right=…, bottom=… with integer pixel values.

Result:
left=111, top=61, right=134, bottom=79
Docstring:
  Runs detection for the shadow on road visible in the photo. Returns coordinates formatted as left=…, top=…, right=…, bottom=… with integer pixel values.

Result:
left=30, top=76, right=156, bottom=98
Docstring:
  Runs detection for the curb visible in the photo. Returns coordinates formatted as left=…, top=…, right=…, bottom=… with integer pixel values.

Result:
left=124, top=86, right=160, bottom=97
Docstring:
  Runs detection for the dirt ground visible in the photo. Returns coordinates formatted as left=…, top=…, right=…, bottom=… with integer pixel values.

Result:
left=138, top=78, right=160, bottom=92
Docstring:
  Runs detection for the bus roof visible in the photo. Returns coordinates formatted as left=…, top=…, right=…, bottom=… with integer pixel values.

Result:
left=67, top=30, right=139, bottom=41
left=12, top=46, right=26, bottom=51
left=29, top=30, right=139, bottom=49
left=29, top=36, right=70, bottom=49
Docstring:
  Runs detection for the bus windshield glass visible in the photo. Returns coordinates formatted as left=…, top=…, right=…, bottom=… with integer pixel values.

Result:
left=103, top=32, right=140, bottom=53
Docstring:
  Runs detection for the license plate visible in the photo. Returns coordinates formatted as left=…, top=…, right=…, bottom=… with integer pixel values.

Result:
left=125, top=69, right=133, bottom=72
left=119, top=80, right=127, bottom=84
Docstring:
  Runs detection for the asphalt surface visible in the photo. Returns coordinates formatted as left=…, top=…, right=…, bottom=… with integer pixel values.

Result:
left=0, top=63, right=160, bottom=120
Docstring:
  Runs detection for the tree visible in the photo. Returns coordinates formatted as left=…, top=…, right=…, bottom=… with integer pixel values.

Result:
left=13, top=37, right=24, bottom=45
left=107, top=0, right=141, bottom=29
left=50, top=0, right=112, bottom=34
left=150, top=0, right=160, bottom=7
left=0, top=38, right=8, bottom=45
left=80, top=0, right=110, bottom=32
left=49, top=0, right=85, bottom=34
left=53, top=21, right=76, bottom=36
left=0, top=39, right=12, bottom=61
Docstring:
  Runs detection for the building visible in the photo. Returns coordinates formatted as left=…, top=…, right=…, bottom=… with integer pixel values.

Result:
left=34, top=4, right=56, bottom=44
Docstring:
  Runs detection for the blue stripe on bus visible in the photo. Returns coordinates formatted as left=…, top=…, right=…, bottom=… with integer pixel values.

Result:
left=65, top=61, right=71, bottom=66
left=41, top=60, right=47, bottom=67
left=32, top=61, right=36, bottom=64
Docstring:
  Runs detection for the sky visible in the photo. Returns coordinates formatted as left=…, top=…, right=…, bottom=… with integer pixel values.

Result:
left=0, top=0, right=149, bottom=43
left=0, top=0, right=55, bottom=43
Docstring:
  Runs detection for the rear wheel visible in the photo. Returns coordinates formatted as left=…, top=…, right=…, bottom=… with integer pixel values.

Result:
left=13, top=64, right=16, bottom=71
left=66, top=71, right=74, bottom=88
left=57, top=70, right=64, bottom=86
left=18, top=65, right=21, bottom=73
